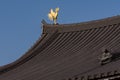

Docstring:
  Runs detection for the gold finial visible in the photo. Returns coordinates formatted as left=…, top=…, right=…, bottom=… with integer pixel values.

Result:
left=48, top=7, right=59, bottom=24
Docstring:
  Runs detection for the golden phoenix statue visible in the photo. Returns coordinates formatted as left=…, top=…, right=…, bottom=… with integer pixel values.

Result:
left=48, top=8, right=59, bottom=24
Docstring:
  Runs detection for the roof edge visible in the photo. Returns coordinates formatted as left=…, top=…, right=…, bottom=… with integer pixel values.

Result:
left=0, top=28, right=59, bottom=75
left=0, top=34, right=47, bottom=74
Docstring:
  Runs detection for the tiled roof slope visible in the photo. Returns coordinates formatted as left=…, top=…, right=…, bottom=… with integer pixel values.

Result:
left=0, top=16, right=120, bottom=80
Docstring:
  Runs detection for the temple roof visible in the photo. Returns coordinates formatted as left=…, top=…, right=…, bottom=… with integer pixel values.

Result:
left=0, top=15, right=120, bottom=80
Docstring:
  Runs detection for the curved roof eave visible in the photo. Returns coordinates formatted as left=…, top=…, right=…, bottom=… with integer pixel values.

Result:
left=0, top=21, right=60, bottom=74
left=0, top=33, right=48, bottom=74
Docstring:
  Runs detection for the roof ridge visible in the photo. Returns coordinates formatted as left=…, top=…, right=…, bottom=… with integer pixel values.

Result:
left=42, top=15, right=120, bottom=33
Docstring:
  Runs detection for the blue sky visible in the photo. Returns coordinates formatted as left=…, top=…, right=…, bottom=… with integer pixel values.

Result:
left=0, top=0, right=120, bottom=66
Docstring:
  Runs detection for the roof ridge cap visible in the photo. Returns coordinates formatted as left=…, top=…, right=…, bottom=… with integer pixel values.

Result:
left=41, top=15, right=120, bottom=33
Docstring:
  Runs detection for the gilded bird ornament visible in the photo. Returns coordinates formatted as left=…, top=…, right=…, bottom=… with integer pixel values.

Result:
left=48, top=8, right=59, bottom=24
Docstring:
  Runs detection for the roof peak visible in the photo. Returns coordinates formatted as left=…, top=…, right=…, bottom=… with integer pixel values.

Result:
left=42, top=15, right=120, bottom=34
